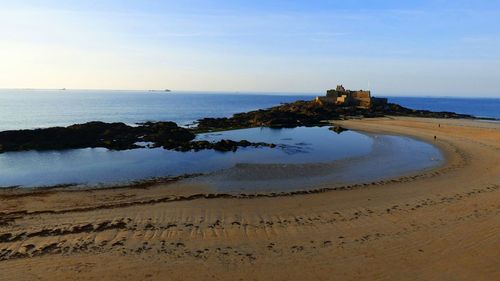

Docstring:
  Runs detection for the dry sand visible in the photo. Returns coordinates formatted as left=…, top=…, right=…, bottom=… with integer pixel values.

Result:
left=0, top=117, right=499, bottom=281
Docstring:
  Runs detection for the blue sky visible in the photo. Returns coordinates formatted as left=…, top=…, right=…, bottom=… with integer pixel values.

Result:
left=1, top=1, right=499, bottom=96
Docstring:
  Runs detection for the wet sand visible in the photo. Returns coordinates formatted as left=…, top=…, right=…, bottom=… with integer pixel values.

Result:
left=0, top=117, right=499, bottom=280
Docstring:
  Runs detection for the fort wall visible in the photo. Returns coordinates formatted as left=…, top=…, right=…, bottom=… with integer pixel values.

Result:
left=315, top=85, right=387, bottom=109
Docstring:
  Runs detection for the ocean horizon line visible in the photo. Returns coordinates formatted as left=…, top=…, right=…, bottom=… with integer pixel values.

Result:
left=0, top=88, right=499, bottom=99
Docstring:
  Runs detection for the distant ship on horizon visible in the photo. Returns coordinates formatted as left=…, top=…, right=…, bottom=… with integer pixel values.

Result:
left=148, top=89, right=171, bottom=92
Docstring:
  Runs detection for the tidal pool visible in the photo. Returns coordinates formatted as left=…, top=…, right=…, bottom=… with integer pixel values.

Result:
left=0, top=126, right=443, bottom=191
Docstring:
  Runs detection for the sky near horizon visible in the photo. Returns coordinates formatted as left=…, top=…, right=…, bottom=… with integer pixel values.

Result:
left=1, top=1, right=499, bottom=97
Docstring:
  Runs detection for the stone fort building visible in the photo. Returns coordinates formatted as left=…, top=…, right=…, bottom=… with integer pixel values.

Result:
left=315, top=85, right=386, bottom=109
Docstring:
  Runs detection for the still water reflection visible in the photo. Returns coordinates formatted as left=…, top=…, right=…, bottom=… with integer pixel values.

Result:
left=0, top=127, right=442, bottom=189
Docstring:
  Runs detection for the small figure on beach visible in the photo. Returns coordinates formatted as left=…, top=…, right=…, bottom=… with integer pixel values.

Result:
left=434, top=135, right=437, bottom=140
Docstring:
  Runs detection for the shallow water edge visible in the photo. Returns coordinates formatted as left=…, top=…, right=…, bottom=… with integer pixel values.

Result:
left=0, top=126, right=444, bottom=194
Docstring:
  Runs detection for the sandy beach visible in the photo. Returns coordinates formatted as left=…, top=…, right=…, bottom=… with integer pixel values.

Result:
left=0, top=117, right=499, bottom=280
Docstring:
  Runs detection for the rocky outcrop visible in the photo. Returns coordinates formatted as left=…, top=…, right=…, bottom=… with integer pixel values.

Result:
left=195, top=100, right=474, bottom=132
left=0, top=122, right=276, bottom=154
left=0, top=121, right=195, bottom=152
left=0, top=122, right=148, bottom=152
left=195, top=100, right=340, bottom=132
left=171, top=139, right=276, bottom=152
left=380, top=103, right=473, bottom=119
left=140, top=121, right=196, bottom=149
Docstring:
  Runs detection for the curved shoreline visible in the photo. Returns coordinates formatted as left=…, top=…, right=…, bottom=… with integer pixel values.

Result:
left=182, top=130, right=445, bottom=193
left=0, top=118, right=468, bottom=216
left=0, top=117, right=499, bottom=281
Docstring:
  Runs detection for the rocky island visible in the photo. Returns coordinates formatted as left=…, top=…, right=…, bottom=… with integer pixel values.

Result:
left=0, top=86, right=473, bottom=154
left=196, top=85, right=473, bottom=132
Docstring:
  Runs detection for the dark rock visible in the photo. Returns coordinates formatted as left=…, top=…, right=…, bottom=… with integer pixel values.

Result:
left=213, top=140, right=238, bottom=152
left=0, top=120, right=276, bottom=154
left=177, top=139, right=275, bottom=152
left=194, top=99, right=474, bottom=132
left=141, top=121, right=195, bottom=144
left=195, top=100, right=336, bottom=132
left=329, top=125, right=348, bottom=134
left=0, top=121, right=195, bottom=153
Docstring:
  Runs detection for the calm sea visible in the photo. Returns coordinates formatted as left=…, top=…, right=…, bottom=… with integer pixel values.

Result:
left=0, top=90, right=311, bottom=131
left=0, top=90, right=498, bottom=131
